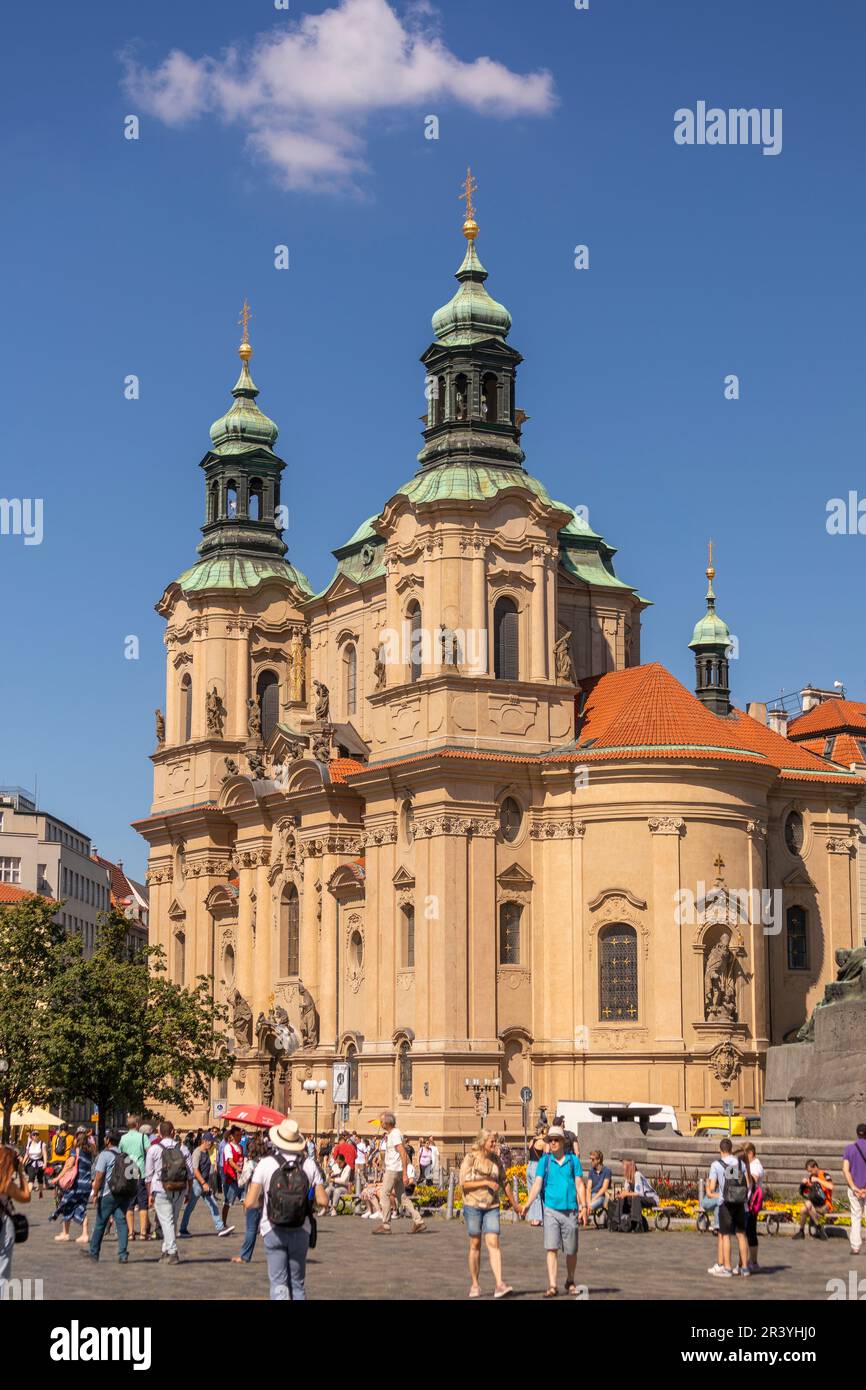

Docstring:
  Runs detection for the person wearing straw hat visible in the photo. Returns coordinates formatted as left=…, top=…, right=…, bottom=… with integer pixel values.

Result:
left=244, top=1117, right=327, bottom=1300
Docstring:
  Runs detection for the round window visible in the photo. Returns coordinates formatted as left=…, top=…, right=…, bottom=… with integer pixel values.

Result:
left=499, top=797, right=523, bottom=843
left=785, top=811, right=805, bottom=855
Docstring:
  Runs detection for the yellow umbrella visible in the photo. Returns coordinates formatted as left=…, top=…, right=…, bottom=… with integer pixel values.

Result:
left=2, top=1106, right=65, bottom=1128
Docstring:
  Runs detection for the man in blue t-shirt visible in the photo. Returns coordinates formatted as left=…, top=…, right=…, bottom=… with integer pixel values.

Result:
left=521, top=1126, right=586, bottom=1297
left=587, top=1151, right=612, bottom=1218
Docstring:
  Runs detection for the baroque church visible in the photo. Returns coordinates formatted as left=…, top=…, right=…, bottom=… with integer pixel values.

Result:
left=135, top=181, right=864, bottom=1140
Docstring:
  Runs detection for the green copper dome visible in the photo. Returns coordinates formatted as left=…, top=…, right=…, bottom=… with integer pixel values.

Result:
left=431, top=240, right=512, bottom=346
left=689, top=576, right=732, bottom=649
left=209, top=359, right=279, bottom=456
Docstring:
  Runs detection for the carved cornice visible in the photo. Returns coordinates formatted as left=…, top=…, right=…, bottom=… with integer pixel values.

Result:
left=587, top=887, right=647, bottom=912
left=172, top=651, right=193, bottom=669
left=827, top=833, right=858, bottom=856
left=648, top=816, right=685, bottom=836
left=414, top=815, right=498, bottom=838
left=363, top=824, right=399, bottom=847
left=231, top=847, right=271, bottom=870
left=746, top=820, right=767, bottom=840
left=529, top=820, right=586, bottom=840
left=299, top=834, right=364, bottom=859
left=184, top=855, right=233, bottom=879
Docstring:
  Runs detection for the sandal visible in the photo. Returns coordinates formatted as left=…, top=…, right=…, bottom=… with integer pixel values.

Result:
left=469, top=1286, right=481, bottom=1298
left=543, top=1286, right=558, bottom=1298
left=565, top=1282, right=577, bottom=1295
left=494, top=1285, right=513, bottom=1299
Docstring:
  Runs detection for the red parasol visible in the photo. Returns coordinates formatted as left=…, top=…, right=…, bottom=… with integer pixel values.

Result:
left=220, top=1104, right=285, bottom=1129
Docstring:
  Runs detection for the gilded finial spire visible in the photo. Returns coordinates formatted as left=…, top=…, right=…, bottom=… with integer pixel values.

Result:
left=459, top=166, right=479, bottom=241
left=238, top=299, right=253, bottom=362
left=706, top=538, right=716, bottom=603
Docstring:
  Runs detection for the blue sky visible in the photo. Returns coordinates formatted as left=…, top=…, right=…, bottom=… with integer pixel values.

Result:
left=2, top=0, right=865, bottom=877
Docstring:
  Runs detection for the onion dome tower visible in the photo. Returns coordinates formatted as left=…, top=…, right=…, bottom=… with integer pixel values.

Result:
left=689, top=541, right=733, bottom=716
left=418, top=169, right=525, bottom=473
left=198, top=300, right=287, bottom=563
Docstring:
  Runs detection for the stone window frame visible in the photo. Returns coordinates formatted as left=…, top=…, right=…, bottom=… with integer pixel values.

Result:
left=586, top=890, right=649, bottom=1029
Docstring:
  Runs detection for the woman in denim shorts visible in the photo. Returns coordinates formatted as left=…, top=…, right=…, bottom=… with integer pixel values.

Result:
left=458, top=1132, right=520, bottom=1299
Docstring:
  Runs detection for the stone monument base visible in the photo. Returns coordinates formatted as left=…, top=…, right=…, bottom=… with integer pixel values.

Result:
left=762, top=999, right=866, bottom=1139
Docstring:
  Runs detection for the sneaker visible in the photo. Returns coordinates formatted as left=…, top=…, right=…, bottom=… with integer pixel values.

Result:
left=707, top=1264, right=732, bottom=1277
left=178, top=1231, right=191, bottom=1239
left=218, top=1226, right=235, bottom=1237
left=118, top=1255, right=129, bottom=1264
left=360, top=1212, right=371, bottom=1219
left=733, top=1267, right=750, bottom=1277
left=372, top=1225, right=391, bottom=1234
left=816, top=1227, right=829, bottom=1241
left=165, top=1253, right=180, bottom=1265
left=411, top=1222, right=427, bottom=1234
left=792, top=1229, right=805, bottom=1240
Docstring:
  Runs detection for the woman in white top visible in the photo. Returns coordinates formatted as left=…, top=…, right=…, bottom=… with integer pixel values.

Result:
left=24, top=1132, right=47, bottom=1198
left=245, top=1118, right=326, bottom=1301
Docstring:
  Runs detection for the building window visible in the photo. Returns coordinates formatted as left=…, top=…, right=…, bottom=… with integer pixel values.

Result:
left=482, top=372, right=498, bottom=422
left=499, top=797, right=522, bottom=843
left=454, top=372, right=468, bottom=420
left=599, top=924, right=638, bottom=1021
left=402, top=906, right=415, bottom=968
left=226, top=480, right=238, bottom=517
left=180, top=674, right=193, bottom=743
left=785, top=811, right=805, bottom=855
left=407, top=602, right=422, bottom=684
left=499, top=901, right=522, bottom=965
left=349, top=929, right=364, bottom=971
left=786, top=906, right=809, bottom=971
left=257, top=670, right=280, bottom=743
left=346, top=1044, right=359, bottom=1103
left=223, top=944, right=235, bottom=985
left=344, top=645, right=357, bottom=716
left=398, top=1041, right=413, bottom=1101
left=493, top=598, right=519, bottom=681
left=0, top=857, right=21, bottom=884
left=249, top=478, right=263, bottom=521
left=174, top=931, right=186, bottom=986
left=434, top=375, right=445, bottom=426
left=280, top=885, right=300, bottom=977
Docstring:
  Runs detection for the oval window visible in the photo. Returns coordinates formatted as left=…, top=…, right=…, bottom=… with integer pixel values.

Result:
left=785, top=811, right=804, bottom=855
left=499, top=797, right=522, bottom=843
left=350, top=930, right=364, bottom=970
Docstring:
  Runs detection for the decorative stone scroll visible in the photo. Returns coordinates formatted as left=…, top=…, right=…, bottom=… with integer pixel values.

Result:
left=647, top=816, right=685, bottom=836
left=414, top=816, right=498, bottom=838
left=827, top=833, right=858, bottom=856
left=709, top=1040, right=743, bottom=1090
left=529, top=820, right=586, bottom=840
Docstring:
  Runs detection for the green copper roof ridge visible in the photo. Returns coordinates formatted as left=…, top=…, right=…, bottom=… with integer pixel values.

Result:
left=177, top=554, right=313, bottom=598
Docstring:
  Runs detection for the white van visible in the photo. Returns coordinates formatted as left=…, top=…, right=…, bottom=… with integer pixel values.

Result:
left=554, top=1100, right=682, bottom=1135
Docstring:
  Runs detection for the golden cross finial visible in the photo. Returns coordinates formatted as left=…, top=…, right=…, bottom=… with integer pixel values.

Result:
left=459, top=167, right=479, bottom=239
left=238, top=299, right=252, bottom=344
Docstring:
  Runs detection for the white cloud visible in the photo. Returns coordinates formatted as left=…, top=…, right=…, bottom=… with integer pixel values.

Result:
left=122, top=0, right=555, bottom=192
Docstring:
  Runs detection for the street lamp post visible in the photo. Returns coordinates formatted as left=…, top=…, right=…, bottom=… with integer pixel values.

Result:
left=302, top=1078, right=327, bottom=1146
left=464, top=1075, right=501, bottom=1129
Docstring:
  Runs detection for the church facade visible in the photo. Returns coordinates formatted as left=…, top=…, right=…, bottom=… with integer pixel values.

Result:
left=135, top=195, right=863, bottom=1141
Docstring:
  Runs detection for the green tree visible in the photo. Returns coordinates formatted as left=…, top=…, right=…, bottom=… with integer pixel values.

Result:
left=45, top=911, right=232, bottom=1146
left=0, top=894, right=67, bottom=1144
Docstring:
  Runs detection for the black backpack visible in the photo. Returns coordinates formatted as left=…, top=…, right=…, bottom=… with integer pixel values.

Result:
left=109, top=1149, right=140, bottom=1201
left=267, top=1156, right=310, bottom=1229
left=160, top=1143, right=189, bottom=1192
left=724, top=1159, right=748, bottom=1206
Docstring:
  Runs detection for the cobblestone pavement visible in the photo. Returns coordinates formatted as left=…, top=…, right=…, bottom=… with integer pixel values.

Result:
left=12, top=1200, right=861, bottom=1301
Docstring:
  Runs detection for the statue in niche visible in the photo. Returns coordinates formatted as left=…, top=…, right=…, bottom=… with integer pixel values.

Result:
left=247, top=697, right=262, bottom=741
left=373, top=643, right=386, bottom=691
left=438, top=624, right=460, bottom=667
left=554, top=632, right=576, bottom=684
left=289, top=628, right=305, bottom=704
left=230, top=988, right=253, bottom=1049
left=313, top=680, right=330, bottom=722
left=257, top=1006, right=301, bottom=1058
left=297, top=980, right=320, bottom=1049
left=155, top=709, right=165, bottom=745
left=704, top=931, right=738, bottom=1022
left=206, top=687, right=226, bottom=737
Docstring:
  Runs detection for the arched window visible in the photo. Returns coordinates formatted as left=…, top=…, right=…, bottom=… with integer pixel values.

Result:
left=499, top=902, right=522, bottom=965
left=257, top=669, right=279, bottom=743
left=402, top=905, right=415, bottom=969
left=482, top=373, right=498, bottom=422
left=249, top=479, right=263, bottom=521
left=174, top=931, right=186, bottom=986
left=434, top=375, right=445, bottom=425
left=454, top=372, right=468, bottom=420
left=493, top=597, right=519, bottom=681
left=499, top=797, right=522, bottom=843
left=344, top=645, right=357, bottom=716
left=599, top=924, right=638, bottom=1021
left=786, top=906, right=808, bottom=971
left=407, top=602, right=422, bottom=684
left=179, top=673, right=192, bottom=742
left=226, top=480, right=238, bottom=517
left=207, top=482, right=218, bottom=523
left=223, top=943, right=235, bottom=985
left=280, top=884, right=300, bottom=976
left=398, top=1040, right=413, bottom=1101
left=346, top=1043, right=359, bottom=1103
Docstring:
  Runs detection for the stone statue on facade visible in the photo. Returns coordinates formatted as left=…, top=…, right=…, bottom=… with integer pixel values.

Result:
left=373, top=643, right=386, bottom=691
left=297, top=980, right=319, bottom=1049
left=704, top=932, right=738, bottom=1022
left=247, top=697, right=262, bottom=741
left=312, top=728, right=332, bottom=763
left=222, top=756, right=240, bottom=782
left=289, top=627, right=305, bottom=704
left=155, top=709, right=165, bottom=745
left=313, top=680, right=330, bottom=722
left=256, top=1005, right=301, bottom=1059
left=230, top=988, right=253, bottom=1049
left=247, top=747, right=266, bottom=780
left=438, top=624, right=460, bottom=668
left=554, top=632, right=576, bottom=684
left=797, top=944, right=866, bottom=1041
left=206, top=686, right=226, bottom=737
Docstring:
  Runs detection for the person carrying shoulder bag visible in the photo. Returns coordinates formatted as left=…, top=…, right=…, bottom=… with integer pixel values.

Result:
left=0, top=1145, right=31, bottom=1284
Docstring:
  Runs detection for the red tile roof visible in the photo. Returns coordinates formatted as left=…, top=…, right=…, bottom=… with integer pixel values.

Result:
left=798, top=733, right=866, bottom=767
left=0, top=886, right=53, bottom=905
left=328, top=757, right=365, bottom=784
left=789, top=699, right=866, bottom=739
left=92, top=853, right=134, bottom=906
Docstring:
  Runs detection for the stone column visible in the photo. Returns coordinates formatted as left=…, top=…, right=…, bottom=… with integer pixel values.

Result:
left=234, top=622, right=250, bottom=740
left=649, top=816, right=686, bottom=1046
left=165, top=640, right=178, bottom=744
left=421, top=537, right=441, bottom=677
left=746, top=820, right=770, bottom=1048
left=383, top=556, right=401, bottom=689
left=299, top=856, right=319, bottom=999
left=469, top=538, right=488, bottom=675
left=468, top=822, right=496, bottom=1043
left=235, top=858, right=256, bottom=1014
left=190, top=621, right=206, bottom=739
left=530, top=546, right=547, bottom=681
left=317, top=849, right=340, bottom=1049
left=253, top=856, right=274, bottom=1021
